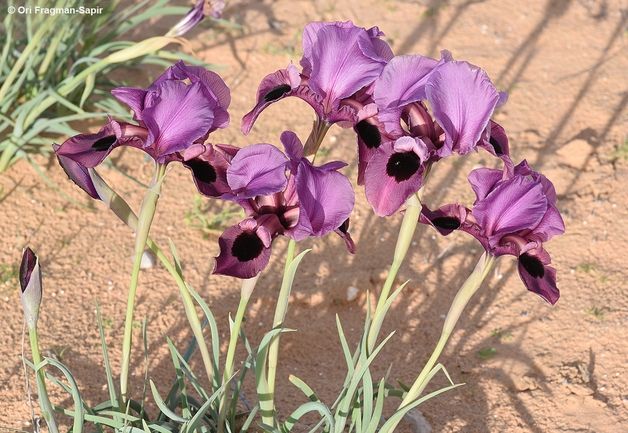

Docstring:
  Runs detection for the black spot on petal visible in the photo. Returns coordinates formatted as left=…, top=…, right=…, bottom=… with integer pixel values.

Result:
left=489, top=136, right=504, bottom=155
left=91, top=135, right=117, bottom=152
left=186, top=159, right=217, bottom=184
left=520, top=253, right=545, bottom=278
left=232, top=231, right=265, bottom=262
left=386, top=152, right=421, bottom=182
left=432, top=217, right=460, bottom=230
left=356, top=120, right=381, bottom=149
left=263, top=84, right=292, bottom=103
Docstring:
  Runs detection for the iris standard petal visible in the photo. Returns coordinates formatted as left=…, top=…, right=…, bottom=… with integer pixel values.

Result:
left=291, top=159, right=355, bottom=241
left=374, top=54, right=438, bottom=110
left=226, top=143, right=289, bottom=199
left=426, top=56, right=500, bottom=156
left=280, top=130, right=304, bottom=161
left=111, top=87, right=148, bottom=122
left=308, top=24, right=387, bottom=114
left=467, top=167, right=504, bottom=203
left=142, top=80, right=215, bottom=161
left=473, top=175, right=547, bottom=245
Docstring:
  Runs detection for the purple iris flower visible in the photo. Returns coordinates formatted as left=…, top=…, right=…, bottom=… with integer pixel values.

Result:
left=361, top=52, right=509, bottom=217
left=55, top=61, right=230, bottom=169
left=241, top=21, right=393, bottom=137
left=168, top=0, right=226, bottom=37
left=214, top=131, right=355, bottom=278
left=419, top=160, right=565, bottom=305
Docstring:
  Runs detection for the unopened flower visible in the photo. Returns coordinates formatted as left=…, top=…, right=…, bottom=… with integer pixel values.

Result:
left=167, top=0, right=226, bottom=37
left=242, top=21, right=393, bottom=138
left=214, top=131, right=355, bottom=278
left=419, top=161, right=565, bottom=304
left=20, top=248, right=42, bottom=330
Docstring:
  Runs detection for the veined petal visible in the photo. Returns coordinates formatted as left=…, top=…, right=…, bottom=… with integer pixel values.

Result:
left=419, top=203, right=467, bottom=236
left=290, top=160, right=355, bottom=241
left=468, top=167, right=503, bottom=203
left=517, top=251, right=560, bottom=305
left=111, top=87, right=148, bottom=122
left=301, top=21, right=360, bottom=76
left=142, top=80, right=215, bottom=161
left=54, top=147, right=100, bottom=199
left=54, top=122, right=120, bottom=168
left=334, top=218, right=356, bottom=254
left=183, top=144, right=234, bottom=198
left=308, top=24, right=387, bottom=113
left=364, top=139, right=426, bottom=217
left=214, top=219, right=273, bottom=278
left=226, top=143, right=288, bottom=199
left=531, top=202, right=566, bottom=241
left=473, top=175, right=547, bottom=245
left=241, top=65, right=302, bottom=134
left=374, top=54, right=438, bottom=110
left=280, top=130, right=304, bottom=161
left=427, top=55, right=500, bottom=156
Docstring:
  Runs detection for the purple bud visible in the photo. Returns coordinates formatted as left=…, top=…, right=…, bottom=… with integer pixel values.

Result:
left=20, top=248, right=42, bottom=329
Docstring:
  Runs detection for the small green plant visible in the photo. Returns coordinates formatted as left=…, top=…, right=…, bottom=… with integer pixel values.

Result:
left=477, top=347, right=497, bottom=359
left=50, top=345, right=70, bottom=362
left=576, top=261, right=597, bottom=273
left=102, top=316, right=114, bottom=329
left=491, top=328, right=514, bottom=340
left=610, top=137, right=628, bottom=160
left=184, top=194, right=242, bottom=237
left=0, top=263, right=18, bottom=296
left=584, top=306, right=606, bottom=321
left=0, top=263, right=18, bottom=286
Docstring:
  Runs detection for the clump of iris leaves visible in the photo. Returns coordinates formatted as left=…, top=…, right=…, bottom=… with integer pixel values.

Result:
left=0, top=0, right=215, bottom=182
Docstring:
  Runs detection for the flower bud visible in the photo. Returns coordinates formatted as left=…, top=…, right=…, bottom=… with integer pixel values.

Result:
left=20, top=248, right=42, bottom=330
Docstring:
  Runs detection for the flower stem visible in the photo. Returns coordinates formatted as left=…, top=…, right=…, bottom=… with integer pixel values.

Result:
left=217, top=275, right=259, bottom=433
left=263, top=239, right=297, bottom=427
left=119, top=162, right=167, bottom=404
left=28, top=326, right=59, bottom=433
left=399, top=252, right=496, bottom=408
left=303, top=117, right=331, bottom=157
left=90, top=168, right=215, bottom=387
left=366, top=192, right=422, bottom=353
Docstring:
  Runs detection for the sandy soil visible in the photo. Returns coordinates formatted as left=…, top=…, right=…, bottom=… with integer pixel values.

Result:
left=2, top=0, right=628, bottom=432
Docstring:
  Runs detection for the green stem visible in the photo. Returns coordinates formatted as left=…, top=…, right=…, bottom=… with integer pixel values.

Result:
left=263, top=239, right=297, bottom=427
left=28, top=326, right=59, bottom=433
left=119, top=162, right=167, bottom=403
left=303, top=117, right=331, bottom=157
left=89, top=168, right=216, bottom=394
left=399, top=251, right=496, bottom=408
left=366, top=192, right=422, bottom=353
left=217, top=276, right=259, bottom=433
